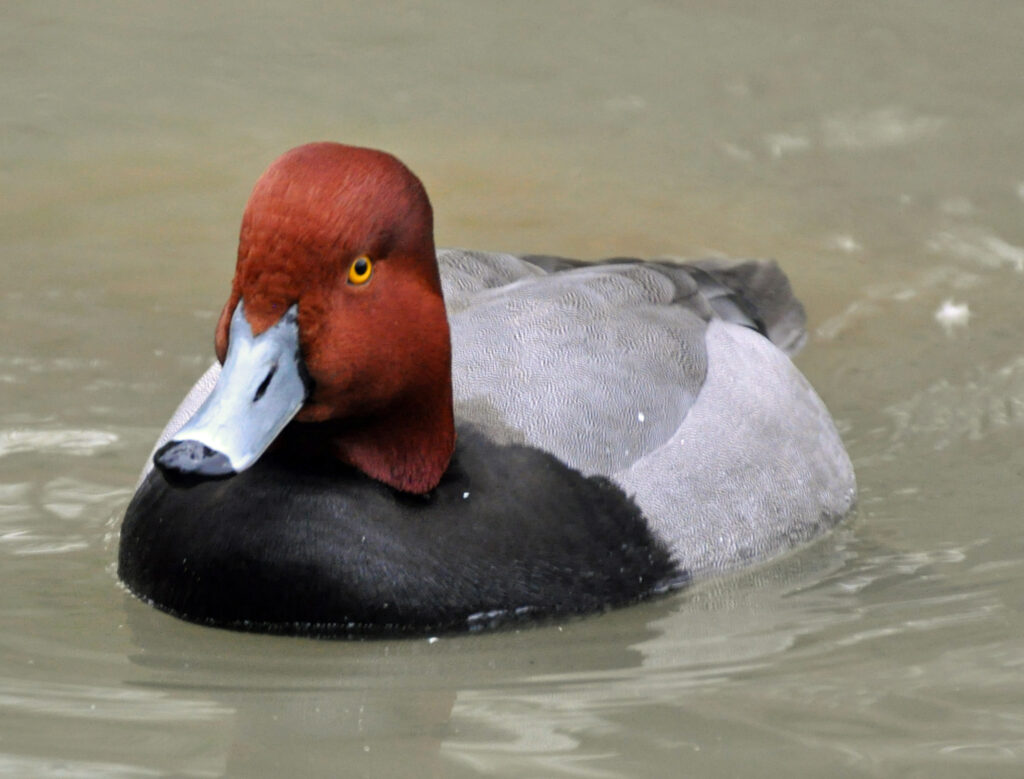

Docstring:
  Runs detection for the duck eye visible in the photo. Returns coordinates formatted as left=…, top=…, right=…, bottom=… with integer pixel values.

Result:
left=347, top=256, right=373, bottom=285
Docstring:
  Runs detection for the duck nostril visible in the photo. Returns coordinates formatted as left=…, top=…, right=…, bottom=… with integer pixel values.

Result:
left=253, top=365, right=277, bottom=403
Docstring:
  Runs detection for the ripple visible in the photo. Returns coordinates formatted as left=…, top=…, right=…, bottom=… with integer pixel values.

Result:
left=0, top=476, right=130, bottom=556
left=825, top=234, right=862, bottom=253
left=883, top=356, right=1024, bottom=448
left=815, top=266, right=981, bottom=341
left=0, top=429, right=119, bottom=458
left=0, top=677, right=229, bottom=722
left=0, top=355, right=109, bottom=373
left=822, top=106, right=945, bottom=150
left=763, top=132, right=811, bottom=158
left=928, top=228, right=1024, bottom=273
left=0, top=755, right=165, bottom=778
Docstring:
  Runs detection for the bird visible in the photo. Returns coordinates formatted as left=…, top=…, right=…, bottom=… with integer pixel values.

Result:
left=118, top=142, right=855, bottom=636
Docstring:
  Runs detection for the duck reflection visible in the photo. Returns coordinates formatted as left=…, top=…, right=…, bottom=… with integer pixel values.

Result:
left=121, top=594, right=670, bottom=777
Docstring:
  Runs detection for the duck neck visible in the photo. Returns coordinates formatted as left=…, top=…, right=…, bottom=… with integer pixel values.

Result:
left=329, top=382, right=456, bottom=494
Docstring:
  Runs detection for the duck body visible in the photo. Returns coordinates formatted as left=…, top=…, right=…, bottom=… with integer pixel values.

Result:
left=121, top=424, right=681, bottom=634
left=118, top=143, right=855, bottom=636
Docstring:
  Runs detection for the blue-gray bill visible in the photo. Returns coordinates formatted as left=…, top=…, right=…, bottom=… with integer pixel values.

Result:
left=154, top=302, right=307, bottom=479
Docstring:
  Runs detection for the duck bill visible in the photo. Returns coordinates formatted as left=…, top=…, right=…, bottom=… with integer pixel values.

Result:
left=154, top=302, right=308, bottom=479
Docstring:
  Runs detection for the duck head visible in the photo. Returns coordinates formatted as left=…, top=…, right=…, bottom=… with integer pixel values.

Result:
left=155, top=143, right=455, bottom=494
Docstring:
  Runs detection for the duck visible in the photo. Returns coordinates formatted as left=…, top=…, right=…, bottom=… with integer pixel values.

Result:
left=118, top=142, right=856, bottom=636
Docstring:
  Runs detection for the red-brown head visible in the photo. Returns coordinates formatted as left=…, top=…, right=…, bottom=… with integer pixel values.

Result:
left=159, top=143, right=455, bottom=493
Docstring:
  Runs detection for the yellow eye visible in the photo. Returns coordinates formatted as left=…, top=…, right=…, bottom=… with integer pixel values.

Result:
left=347, top=255, right=373, bottom=285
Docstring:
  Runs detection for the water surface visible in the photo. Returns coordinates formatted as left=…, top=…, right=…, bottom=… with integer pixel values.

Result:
left=3, top=1, right=1024, bottom=776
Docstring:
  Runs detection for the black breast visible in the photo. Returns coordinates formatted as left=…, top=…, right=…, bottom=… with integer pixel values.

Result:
left=118, top=426, right=686, bottom=636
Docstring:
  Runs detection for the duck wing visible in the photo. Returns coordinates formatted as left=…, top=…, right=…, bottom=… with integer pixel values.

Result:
left=441, top=248, right=808, bottom=476
left=520, top=253, right=807, bottom=355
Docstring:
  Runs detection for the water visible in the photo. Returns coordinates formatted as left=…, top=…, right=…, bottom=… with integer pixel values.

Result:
left=3, top=1, right=1024, bottom=775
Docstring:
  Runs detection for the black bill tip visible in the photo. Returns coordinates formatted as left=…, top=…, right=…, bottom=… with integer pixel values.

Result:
left=155, top=439, right=236, bottom=481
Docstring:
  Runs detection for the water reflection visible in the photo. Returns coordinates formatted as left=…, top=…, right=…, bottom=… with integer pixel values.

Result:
left=107, top=499, right=867, bottom=777
left=121, top=595, right=663, bottom=778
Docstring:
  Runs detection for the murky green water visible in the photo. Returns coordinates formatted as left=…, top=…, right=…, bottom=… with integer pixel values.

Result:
left=3, top=1, right=1024, bottom=776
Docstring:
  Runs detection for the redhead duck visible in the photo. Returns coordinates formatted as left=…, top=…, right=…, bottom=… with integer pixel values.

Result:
left=118, top=142, right=856, bottom=636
